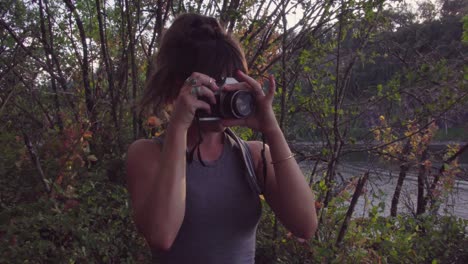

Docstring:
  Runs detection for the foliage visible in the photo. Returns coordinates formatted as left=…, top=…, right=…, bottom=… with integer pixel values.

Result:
left=1, top=0, right=467, bottom=262
left=256, top=196, right=468, bottom=264
left=0, top=170, right=150, bottom=263
left=2, top=171, right=466, bottom=263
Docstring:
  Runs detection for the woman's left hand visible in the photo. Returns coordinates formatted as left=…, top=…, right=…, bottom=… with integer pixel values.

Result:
left=221, top=70, right=279, bottom=134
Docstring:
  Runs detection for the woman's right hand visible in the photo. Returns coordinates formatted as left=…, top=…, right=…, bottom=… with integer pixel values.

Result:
left=169, top=72, right=219, bottom=130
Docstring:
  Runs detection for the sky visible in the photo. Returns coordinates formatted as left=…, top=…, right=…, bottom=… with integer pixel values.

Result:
left=285, top=0, right=435, bottom=27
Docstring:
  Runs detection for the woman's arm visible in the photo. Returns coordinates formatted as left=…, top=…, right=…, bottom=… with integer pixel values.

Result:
left=249, top=131, right=318, bottom=240
left=126, top=123, right=188, bottom=251
left=223, top=70, right=317, bottom=239
left=126, top=72, right=218, bottom=250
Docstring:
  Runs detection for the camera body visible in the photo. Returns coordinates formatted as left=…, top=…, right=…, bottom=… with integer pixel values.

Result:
left=197, top=77, right=255, bottom=121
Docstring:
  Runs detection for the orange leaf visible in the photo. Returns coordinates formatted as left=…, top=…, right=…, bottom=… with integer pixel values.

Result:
left=315, top=201, right=322, bottom=209
left=55, top=174, right=64, bottom=186
left=147, top=116, right=161, bottom=127
left=83, top=131, right=93, bottom=139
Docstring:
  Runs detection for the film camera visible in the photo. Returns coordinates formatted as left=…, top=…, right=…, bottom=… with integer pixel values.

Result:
left=197, top=77, right=255, bottom=121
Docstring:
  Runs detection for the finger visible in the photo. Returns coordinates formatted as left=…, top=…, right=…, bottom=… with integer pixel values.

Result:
left=188, top=72, right=219, bottom=91
left=193, top=85, right=217, bottom=104
left=266, top=74, right=276, bottom=100
left=223, top=81, right=263, bottom=98
left=235, top=70, right=264, bottom=96
left=222, top=82, right=249, bottom=92
left=193, top=100, right=211, bottom=114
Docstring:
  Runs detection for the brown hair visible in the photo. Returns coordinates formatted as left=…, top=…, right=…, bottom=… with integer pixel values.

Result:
left=139, top=13, right=248, bottom=116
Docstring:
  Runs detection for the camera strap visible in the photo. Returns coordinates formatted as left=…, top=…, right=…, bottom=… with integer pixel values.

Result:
left=225, top=128, right=264, bottom=195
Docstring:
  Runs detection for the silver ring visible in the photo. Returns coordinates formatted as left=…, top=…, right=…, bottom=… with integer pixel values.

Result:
left=191, top=86, right=201, bottom=96
left=185, top=77, right=198, bottom=86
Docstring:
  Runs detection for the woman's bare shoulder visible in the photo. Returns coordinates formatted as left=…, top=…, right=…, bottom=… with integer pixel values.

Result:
left=127, top=138, right=162, bottom=163
left=126, top=138, right=164, bottom=189
left=246, top=140, right=269, bottom=154
left=245, top=140, right=271, bottom=165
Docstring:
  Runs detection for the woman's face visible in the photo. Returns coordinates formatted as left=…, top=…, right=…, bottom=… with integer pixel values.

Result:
left=198, top=120, right=225, bottom=133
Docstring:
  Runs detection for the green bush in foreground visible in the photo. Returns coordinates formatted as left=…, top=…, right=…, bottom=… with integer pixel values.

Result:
left=256, top=201, right=468, bottom=264
left=0, top=170, right=150, bottom=263
left=1, top=169, right=467, bottom=263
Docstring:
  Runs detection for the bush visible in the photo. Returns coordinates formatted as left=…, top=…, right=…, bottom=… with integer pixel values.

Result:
left=0, top=170, right=150, bottom=263
left=1, top=138, right=466, bottom=263
left=256, top=202, right=468, bottom=264
left=2, top=171, right=467, bottom=263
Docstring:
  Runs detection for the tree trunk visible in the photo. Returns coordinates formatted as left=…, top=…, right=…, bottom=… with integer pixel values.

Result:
left=23, top=131, right=50, bottom=193
left=125, top=0, right=140, bottom=140
left=424, top=143, right=468, bottom=209
left=96, top=0, right=122, bottom=151
left=63, top=0, right=95, bottom=132
left=416, top=149, right=428, bottom=215
left=323, top=3, right=345, bottom=209
left=336, top=172, right=369, bottom=246
left=38, top=0, right=63, bottom=132
left=390, top=140, right=412, bottom=217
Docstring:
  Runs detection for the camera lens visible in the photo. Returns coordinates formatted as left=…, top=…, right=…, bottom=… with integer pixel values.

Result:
left=231, top=91, right=254, bottom=118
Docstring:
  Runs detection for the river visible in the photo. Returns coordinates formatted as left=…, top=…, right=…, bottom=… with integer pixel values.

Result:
left=295, top=143, right=468, bottom=219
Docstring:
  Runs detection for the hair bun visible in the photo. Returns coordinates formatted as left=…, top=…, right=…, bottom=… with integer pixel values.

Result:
left=189, top=17, right=222, bottom=41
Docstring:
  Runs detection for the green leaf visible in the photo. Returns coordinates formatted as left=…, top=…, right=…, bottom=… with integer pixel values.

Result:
left=377, top=84, right=383, bottom=96
left=443, top=163, right=450, bottom=170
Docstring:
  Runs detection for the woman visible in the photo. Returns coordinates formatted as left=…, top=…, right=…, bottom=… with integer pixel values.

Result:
left=126, top=13, right=317, bottom=263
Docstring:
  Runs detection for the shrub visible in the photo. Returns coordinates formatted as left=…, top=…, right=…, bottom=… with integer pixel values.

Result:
left=0, top=170, right=150, bottom=263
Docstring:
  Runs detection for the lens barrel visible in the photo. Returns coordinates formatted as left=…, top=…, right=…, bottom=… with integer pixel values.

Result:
left=223, top=90, right=254, bottom=118
left=196, top=77, right=255, bottom=121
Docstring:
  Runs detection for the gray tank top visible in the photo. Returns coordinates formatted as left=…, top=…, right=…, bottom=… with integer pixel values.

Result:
left=153, top=135, right=263, bottom=264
